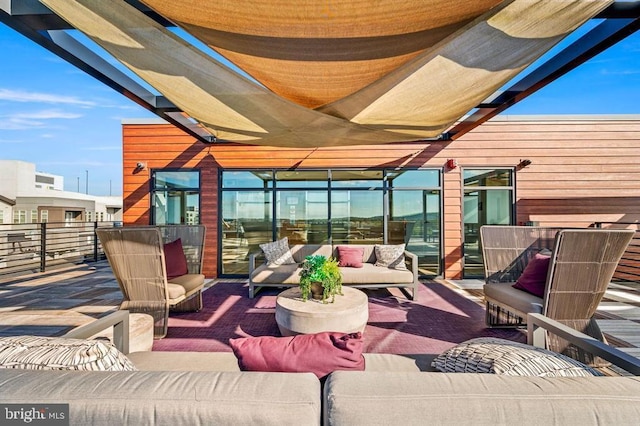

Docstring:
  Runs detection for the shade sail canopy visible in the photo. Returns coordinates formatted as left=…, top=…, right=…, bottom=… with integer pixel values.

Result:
left=39, top=0, right=613, bottom=147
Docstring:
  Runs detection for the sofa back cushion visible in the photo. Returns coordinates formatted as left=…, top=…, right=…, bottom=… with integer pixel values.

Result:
left=290, top=244, right=333, bottom=263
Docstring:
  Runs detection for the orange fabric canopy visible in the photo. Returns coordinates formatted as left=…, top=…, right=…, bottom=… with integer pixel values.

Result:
left=41, top=0, right=612, bottom=147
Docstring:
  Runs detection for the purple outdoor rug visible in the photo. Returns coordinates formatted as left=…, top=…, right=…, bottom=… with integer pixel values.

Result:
left=152, top=281, right=525, bottom=354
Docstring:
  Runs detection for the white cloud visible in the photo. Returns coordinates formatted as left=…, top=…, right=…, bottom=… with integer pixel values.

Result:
left=81, top=145, right=121, bottom=151
left=0, top=118, right=44, bottom=130
left=40, top=160, right=121, bottom=167
left=600, top=69, right=640, bottom=76
left=0, top=109, right=83, bottom=130
left=0, top=88, right=95, bottom=106
left=11, top=110, right=82, bottom=120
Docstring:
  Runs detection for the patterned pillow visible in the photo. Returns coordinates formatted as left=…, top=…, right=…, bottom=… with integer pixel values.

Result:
left=431, top=337, right=603, bottom=377
left=259, top=237, right=295, bottom=266
left=0, top=335, right=137, bottom=371
left=374, top=244, right=407, bottom=270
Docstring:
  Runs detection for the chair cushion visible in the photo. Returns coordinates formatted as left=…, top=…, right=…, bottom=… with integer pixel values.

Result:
left=260, top=237, right=296, bottom=266
left=484, top=282, right=544, bottom=315
left=337, top=245, right=364, bottom=268
left=163, top=238, right=189, bottom=280
left=229, top=332, right=365, bottom=379
left=0, top=335, right=137, bottom=371
left=512, top=252, right=551, bottom=297
left=374, top=244, right=407, bottom=270
left=167, top=274, right=205, bottom=300
left=431, top=337, right=603, bottom=377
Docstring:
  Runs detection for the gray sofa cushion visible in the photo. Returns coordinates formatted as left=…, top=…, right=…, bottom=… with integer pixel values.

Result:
left=339, top=263, right=414, bottom=284
left=290, top=244, right=333, bottom=263
left=127, top=351, right=242, bottom=371
left=324, top=371, right=640, bottom=426
left=484, top=281, right=544, bottom=314
left=0, top=370, right=321, bottom=425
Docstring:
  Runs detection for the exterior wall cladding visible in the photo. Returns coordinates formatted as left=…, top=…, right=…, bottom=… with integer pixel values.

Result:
left=122, top=116, right=640, bottom=279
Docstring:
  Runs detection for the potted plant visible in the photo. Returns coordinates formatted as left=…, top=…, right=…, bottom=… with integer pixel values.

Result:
left=299, top=254, right=343, bottom=303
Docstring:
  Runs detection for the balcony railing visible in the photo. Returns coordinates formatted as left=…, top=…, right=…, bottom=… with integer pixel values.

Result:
left=0, top=221, right=120, bottom=277
left=594, top=222, right=640, bottom=284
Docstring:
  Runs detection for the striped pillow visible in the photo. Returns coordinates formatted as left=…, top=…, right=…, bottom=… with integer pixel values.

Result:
left=432, top=337, right=602, bottom=377
left=0, top=335, right=137, bottom=371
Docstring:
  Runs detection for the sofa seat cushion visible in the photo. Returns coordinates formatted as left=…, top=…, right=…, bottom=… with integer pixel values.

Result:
left=0, top=335, right=137, bottom=371
left=251, top=263, right=302, bottom=284
left=0, top=370, right=321, bottom=425
left=167, top=274, right=205, bottom=301
left=484, top=281, right=543, bottom=315
left=324, top=371, right=640, bottom=426
left=432, top=337, right=603, bottom=377
left=339, top=263, right=413, bottom=284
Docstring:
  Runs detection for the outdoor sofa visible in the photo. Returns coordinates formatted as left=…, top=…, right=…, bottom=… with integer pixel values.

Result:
left=249, top=242, right=419, bottom=299
left=1, top=311, right=640, bottom=425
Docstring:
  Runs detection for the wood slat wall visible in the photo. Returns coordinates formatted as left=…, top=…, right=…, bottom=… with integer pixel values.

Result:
left=123, top=116, right=640, bottom=279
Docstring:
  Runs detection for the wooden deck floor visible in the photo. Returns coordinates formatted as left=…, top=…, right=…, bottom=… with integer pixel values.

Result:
left=1, top=261, right=639, bottom=361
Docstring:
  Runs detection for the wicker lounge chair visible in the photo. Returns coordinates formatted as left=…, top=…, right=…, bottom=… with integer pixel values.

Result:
left=96, top=225, right=206, bottom=338
left=481, top=225, right=634, bottom=365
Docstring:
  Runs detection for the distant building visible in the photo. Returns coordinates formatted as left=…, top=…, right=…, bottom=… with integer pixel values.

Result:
left=0, top=160, right=122, bottom=225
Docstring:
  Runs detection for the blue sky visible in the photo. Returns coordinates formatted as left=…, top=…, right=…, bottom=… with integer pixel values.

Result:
left=1, top=21, right=640, bottom=196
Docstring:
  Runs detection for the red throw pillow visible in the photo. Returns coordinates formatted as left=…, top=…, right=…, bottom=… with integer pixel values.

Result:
left=229, top=332, right=365, bottom=379
left=163, top=238, right=188, bottom=280
left=512, top=252, right=551, bottom=298
left=337, top=246, right=364, bottom=268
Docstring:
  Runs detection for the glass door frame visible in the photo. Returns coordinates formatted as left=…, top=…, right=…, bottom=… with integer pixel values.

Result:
left=461, top=167, right=516, bottom=278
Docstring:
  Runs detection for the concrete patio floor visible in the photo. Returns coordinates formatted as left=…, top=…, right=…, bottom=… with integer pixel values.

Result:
left=1, top=260, right=639, bottom=361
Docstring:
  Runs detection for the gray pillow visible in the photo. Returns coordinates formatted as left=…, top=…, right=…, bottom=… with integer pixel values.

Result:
left=0, top=335, right=137, bottom=371
left=260, top=237, right=295, bottom=266
left=374, top=244, right=407, bottom=270
left=432, top=337, right=603, bottom=377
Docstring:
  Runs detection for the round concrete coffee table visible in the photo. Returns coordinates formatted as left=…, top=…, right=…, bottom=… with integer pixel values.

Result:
left=275, top=287, right=369, bottom=336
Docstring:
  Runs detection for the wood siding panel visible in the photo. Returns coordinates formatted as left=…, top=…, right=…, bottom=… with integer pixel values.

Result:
left=123, top=116, right=640, bottom=279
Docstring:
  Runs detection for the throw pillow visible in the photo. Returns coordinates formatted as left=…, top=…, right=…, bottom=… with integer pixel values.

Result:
left=164, top=238, right=189, bottom=280
left=259, top=237, right=295, bottom=266
left=431, top=337, right=603, bottom=377
left=229, top=332, right=365, bottom=379
left=0, top=335, right=137, bottom=371
left=337, top=246, right=364, bottom=268
left=512, top=251, right=551, bottom=298
left=374, top=244, right=407, bottom=270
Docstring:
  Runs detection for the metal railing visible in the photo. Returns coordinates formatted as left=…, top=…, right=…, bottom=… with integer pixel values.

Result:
left=0, top=221, right=121, bottom=277
left=594, top=222, right=640, bottom=284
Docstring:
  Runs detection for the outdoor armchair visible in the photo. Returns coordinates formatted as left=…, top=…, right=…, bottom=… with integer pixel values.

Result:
left=96, top=225, right=206, bottom=338
left=481, top=225, right=634, bottom=365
